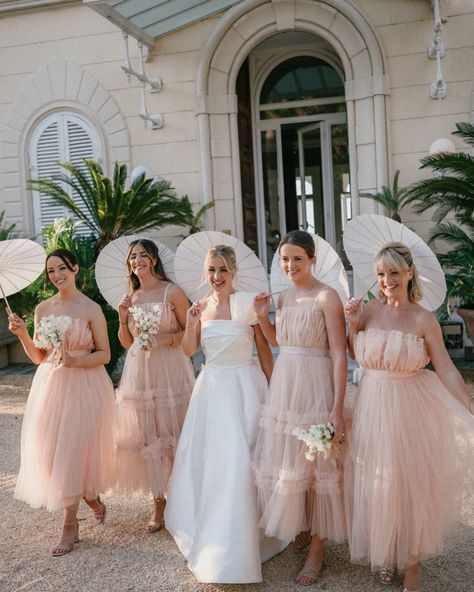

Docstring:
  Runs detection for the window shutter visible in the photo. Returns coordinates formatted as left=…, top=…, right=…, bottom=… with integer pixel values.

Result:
left=33, top=120, right=65, bottom=231
left=66, top=117, right=97, bottom=236
left=30, top=112, right=101, bottom=238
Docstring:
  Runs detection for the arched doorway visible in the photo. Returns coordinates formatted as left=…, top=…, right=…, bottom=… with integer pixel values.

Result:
left=248, top=49, right=351, bottom=268
left=197, top=0, right=389, bottom=272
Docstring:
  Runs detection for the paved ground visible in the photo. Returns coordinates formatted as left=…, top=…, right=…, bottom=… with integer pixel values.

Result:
left=0, top=370, right=472, bottom=592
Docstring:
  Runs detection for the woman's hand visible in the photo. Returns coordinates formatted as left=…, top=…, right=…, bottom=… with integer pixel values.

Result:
left=8, top=313, right=28, bottom=339
left=60, top=351, right=78, bottom=368
left=328, top=410, right=346, bottom=443
left=186, top=300, right=207, bottom=326
left=254, top=293, right=271, bottom=319
left=344, top=297, right=363, bottom=326
left=118, top=294, right=131, bottom=324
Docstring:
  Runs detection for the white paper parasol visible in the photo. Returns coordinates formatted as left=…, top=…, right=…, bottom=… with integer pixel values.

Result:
left=174, top=231, right=268, bottom=301
left=95, top=235, right=176, bottom=309
left=343, top=214, right=446, bottom=311
left=0, top=239, right=46, bottom=311
left=270, top=234, right=350, bottom=304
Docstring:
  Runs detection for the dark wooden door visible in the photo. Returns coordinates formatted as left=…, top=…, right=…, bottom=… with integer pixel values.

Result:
left=236, top=59, right=259, bottom=255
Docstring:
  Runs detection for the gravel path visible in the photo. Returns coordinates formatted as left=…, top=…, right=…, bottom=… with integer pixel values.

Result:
left=1, top=374, right=472, bottom=592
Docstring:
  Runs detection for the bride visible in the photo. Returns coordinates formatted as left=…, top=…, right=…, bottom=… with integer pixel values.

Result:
left=165, top=243, right=286, bottom=583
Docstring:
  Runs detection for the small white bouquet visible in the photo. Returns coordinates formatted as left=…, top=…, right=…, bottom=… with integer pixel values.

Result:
left=292, top=422, right=335, bottom=462
left=129, top=304, right=162, bottom=351
left=34, top=315, right=72, bottom=350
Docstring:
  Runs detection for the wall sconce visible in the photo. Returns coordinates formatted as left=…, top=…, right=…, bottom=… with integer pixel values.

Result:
left=429, top=138, right=455, bottom=178
left=130, top=165, right=152, bottom=184
left=429, top=138, right=455, bottom=155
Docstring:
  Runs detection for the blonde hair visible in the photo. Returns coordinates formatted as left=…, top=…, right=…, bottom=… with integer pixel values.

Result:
left=204, top=244, right=238, bottom=275
left=374, top=242, right=423, bottom=303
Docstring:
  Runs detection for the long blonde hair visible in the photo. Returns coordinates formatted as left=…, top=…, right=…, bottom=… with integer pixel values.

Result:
left=374, top=242, right=423, bottom=303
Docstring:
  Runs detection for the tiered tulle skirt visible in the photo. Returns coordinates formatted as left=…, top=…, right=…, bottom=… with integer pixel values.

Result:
left=15, top=362, right=116, bottom=512
left=254, top=350, right=346, bottom=542
left=115, top=344, right=194, bottom=498
left=345, top=368, right=473, bottom=570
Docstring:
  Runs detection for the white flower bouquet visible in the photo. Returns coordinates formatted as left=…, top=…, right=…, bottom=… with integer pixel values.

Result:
left=129, top=304, right=162, bottom=351
left=34, top=315, right=72, bottom=350
left=292, top=422, right=335, bottom=462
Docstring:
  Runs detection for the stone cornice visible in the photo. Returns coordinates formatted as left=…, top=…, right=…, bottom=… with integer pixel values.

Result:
left=0, top=0, right=78, bottom=14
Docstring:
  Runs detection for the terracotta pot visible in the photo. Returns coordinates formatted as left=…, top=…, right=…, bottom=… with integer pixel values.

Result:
left=457, top=307, right=474, bottom=343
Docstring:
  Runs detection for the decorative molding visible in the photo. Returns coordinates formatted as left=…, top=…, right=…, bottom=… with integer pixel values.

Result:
left=196, top=0, right=390, bottom=238
left=0, top=57, right=131, bottom=236
left=0, top=0, right=78, bottom=13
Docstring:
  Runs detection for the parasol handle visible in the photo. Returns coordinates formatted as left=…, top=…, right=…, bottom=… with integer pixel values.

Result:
left=354, top=279, right=378, bottom=301
left=0, top=281, right=12, bottom=316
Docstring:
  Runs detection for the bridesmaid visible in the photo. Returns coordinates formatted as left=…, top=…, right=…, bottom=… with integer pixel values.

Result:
left=344, top=242, right=473, bottom=592
left=114, top=239, right=194, bottom=532
left=254, top=230, right=347, bottom=585
left=9, top=249, right=115, bottom=556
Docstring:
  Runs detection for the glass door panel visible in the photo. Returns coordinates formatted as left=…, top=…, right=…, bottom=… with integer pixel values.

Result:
left=297, top=124, right=324, bottom=236
left=261, top=129, right=282, bottom=269
left=330, top=123, right=350, bottom=264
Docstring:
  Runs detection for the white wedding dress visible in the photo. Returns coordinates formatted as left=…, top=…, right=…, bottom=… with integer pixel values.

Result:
left=165, top=292, right=287, bottom=583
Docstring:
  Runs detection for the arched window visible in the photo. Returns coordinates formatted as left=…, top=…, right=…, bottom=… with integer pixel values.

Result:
left=29, top=111, right=101, bottom=237
left=260, top=55, right=345, bottom=104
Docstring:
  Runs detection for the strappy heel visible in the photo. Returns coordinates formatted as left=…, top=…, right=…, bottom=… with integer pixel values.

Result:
left=378, top=567, right=397, bottom=585
left=146, top=497, right=165, bottom=533
left=293, top=530, right=311, bottom=552
left=295, top=562, right=326, bottom=586
left=92, top=498, right=107, bottom=525
left=51, top=520, right=79, bottom=557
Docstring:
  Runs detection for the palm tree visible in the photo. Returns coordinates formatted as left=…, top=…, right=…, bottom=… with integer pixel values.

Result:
left=0, top=210, right=16, bottom=240
left=178, top=200, right=215, bottom=239
left=28, top=160, right=194, bottom=252
left=407, top=121, right=474, bottom=315
left=359, top=170, right=410, bottom=222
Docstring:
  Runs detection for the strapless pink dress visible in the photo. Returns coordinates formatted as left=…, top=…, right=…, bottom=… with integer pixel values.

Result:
left=346, top=328, right=473, bottom=570
left=14, top=318, right=116, bottom=511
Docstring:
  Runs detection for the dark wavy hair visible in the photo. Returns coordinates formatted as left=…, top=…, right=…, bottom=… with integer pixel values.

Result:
left=278, top=229, right=315, bottom=259
left=126, top=239, right=170, bottom=292
left=45, top=249, right=78, bottom=281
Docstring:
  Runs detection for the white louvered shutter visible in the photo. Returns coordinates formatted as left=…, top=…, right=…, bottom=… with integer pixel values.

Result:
left=30, top=112, right=101, bottom=238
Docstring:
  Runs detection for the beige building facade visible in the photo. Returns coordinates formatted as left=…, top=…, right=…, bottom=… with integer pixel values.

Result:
left=0, top=0, right=473, bottom=270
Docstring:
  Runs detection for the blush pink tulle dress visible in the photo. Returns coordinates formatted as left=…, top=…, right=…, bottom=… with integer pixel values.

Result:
left=114, top=284, right=194, bottom=498
left=14, top=318, right=116, bottom=512
left=254, top=294, right=346, bottom=542
left=346, top=328, right=473, bottom=570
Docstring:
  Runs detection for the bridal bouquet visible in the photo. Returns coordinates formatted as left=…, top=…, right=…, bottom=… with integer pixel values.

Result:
left=129, top=305, right=162, bottom=351
left=34, top=315, right=72, bottom=350
left=292, top=422, right=335, bottom=462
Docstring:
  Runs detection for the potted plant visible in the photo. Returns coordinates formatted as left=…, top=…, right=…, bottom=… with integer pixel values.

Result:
left=407, top=122, right=474, bottom=347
